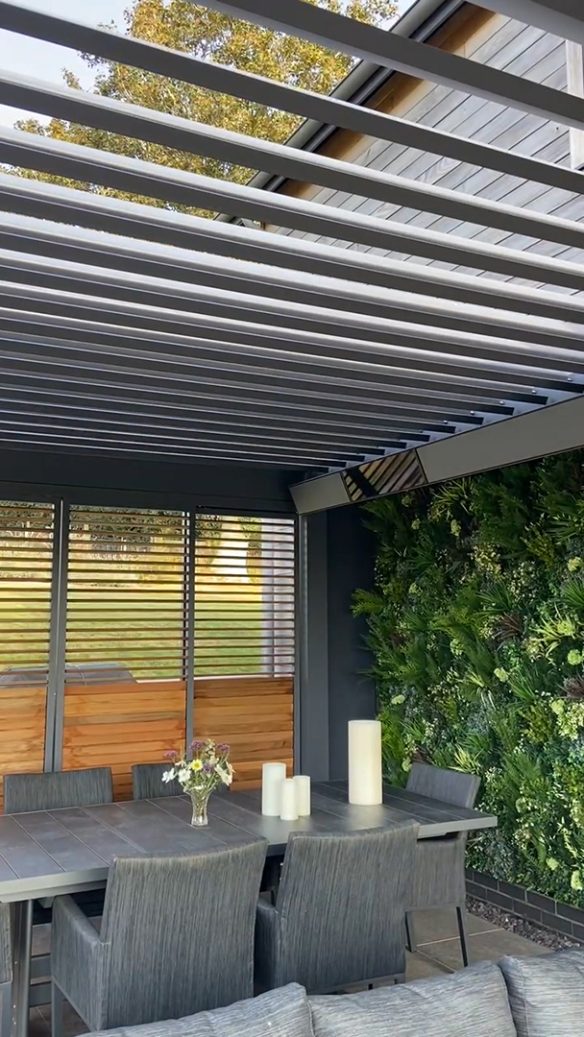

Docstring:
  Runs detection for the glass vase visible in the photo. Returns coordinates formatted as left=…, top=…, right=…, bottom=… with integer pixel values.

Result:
left=189, top=786, right=212, bottom=827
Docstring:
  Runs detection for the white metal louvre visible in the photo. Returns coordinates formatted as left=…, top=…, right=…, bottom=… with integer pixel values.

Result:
left=66, top=505, right=188, bottom=682
left=0, top=500, right=54, bottom=685
left=194, top=514, right=295, bottom=677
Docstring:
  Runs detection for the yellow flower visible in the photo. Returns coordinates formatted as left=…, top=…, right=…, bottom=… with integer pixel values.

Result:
left=191, top=759, right=203, bottom=772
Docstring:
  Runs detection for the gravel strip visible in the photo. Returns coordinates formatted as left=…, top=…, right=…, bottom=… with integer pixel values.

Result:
left=468, top=896, right=582, bottom=950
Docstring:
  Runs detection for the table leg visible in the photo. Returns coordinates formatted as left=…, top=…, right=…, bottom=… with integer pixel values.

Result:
left=11, top=901, right=32, bottom=1037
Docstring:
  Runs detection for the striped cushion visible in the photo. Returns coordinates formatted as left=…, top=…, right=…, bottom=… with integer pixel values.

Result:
left=309, top=962, right=517, bottom=1036
left=85, top=984, right=313, bottom=1037
left=499, top=948, right=584, bottom=1036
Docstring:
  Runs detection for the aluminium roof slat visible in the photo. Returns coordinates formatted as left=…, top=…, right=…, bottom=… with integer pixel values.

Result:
left=2, top=71, right=584, bottom=253
left=2, top=187, right=584, bottom=328
left=2, top=129, right=584, bottom=290
left=474, top=0, right=584, bottom=47
left=204, top=0, right=584, bottom=130
left=4, top=215, right=584, bottom=331
left=4, top=278, right=584, bottom=372
left=0, top=335, right=558, bottom=403
left=0, top=0, right=582, bottom=199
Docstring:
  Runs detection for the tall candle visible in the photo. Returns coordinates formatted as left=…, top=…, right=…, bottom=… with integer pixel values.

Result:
left=348, top=720, right=382, bottom=805
left=262, top=762, right=286, bottom=816
left=293, top=775, right=311, bottom=816
left=280, top=778, right=299, bottom=821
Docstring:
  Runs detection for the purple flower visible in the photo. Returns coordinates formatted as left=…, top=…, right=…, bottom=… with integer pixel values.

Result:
left=216, top=743, right=230, bottom=754
left=203, top=762, right=215, bottom=774
left=190, top=739, right=205, bottom=751
left=163, top=749, right=178, bottom=760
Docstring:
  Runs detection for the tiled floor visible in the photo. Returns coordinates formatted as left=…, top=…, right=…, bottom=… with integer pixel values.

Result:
left=27, top=908, right=546, bottom=1036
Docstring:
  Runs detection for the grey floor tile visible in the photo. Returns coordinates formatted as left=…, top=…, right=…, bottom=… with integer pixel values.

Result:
left=28, top=1007, right=50, bottom=1037
left=38, top=1001, right=89, bottom=1037
left=406, top=951, right=450, bottom=981
left=411, top=908, right=498, bottom=947
left=423, top=925, right=549, bottom=971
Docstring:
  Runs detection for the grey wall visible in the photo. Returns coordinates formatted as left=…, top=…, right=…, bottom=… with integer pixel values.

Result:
left=326, top=504, right=377, bottom=780
left=0, top=448, right=300, bottom=514
left=296, top=503, right=376, bottom=780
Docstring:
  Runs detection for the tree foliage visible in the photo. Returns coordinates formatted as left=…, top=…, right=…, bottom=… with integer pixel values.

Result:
left=13, top=0, right=393, bottom=212
left=354, top=450, right=584, bottom=907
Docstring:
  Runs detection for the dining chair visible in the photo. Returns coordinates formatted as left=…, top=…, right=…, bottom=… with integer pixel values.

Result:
left=132, top=762, right=181, bottom=800
left=50, top=840, right=268, bottom=1034
left=254, top=822, right=418, bottom=994
left=3, top=767, right=113, bottom=814
left=405, top=762, right=480, bottom=967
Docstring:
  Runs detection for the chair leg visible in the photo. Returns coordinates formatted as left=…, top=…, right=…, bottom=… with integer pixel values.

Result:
left=51, top=981, right=64, bottom=1037
left=456, top=905, right=470, bottom=968
left=404, top=912, right=416, bottom=954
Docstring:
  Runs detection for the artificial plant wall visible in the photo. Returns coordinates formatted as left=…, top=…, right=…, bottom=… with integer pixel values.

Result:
left=354, top=450, right=584, bottom=907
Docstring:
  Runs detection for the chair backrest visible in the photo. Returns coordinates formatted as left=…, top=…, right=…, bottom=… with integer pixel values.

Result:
left=406, top=762, right=480, bottom=809
left=100, top=839, right=268, bottom=1027
left=3, top=767, right=113, bottom=814
left=274, top=822, right=418, bottom=993
left=132, top=763, right=181, bottom=800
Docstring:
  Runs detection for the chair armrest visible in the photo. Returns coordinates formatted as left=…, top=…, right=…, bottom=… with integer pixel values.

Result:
left=52, top=895, right=107, bottom=1024
left=255, top=897, right=281, bottom=990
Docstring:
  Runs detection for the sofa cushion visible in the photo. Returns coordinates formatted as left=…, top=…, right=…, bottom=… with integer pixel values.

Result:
left=310, top=961, right=517, bottom=1037
left=86, top=983, right=313, bottom=1037
left=499, top=948, right=584, bottom=1036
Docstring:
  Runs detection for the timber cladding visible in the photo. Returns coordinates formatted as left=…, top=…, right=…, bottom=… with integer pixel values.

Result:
left=62, top=675, right=293, bottom=800
left=0, top=686, right=46, bottom=810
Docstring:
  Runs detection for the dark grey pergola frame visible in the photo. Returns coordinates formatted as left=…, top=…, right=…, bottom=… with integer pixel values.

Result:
left=0, top=0, right=581, bottom=482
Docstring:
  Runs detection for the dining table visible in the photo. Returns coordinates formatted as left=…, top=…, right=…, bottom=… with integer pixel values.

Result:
left=0, top=779, right=497, bottom=1037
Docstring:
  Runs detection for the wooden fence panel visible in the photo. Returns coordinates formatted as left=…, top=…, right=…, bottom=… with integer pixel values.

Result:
left=194, top=676, right=294, bottom=788
left=0, top=686, right=46, bottom=810
left=62, top=679, right=186, bottom=801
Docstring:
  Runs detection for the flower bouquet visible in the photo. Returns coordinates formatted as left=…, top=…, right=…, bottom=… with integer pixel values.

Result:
left=163, top=739, right=234, bottom=826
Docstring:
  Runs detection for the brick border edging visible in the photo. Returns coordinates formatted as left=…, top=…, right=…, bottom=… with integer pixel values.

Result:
left=466, top=869, right=584, bottom=943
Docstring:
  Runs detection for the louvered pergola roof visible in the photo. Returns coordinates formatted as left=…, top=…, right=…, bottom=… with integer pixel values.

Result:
left=0, top=0, right=583, bottom=504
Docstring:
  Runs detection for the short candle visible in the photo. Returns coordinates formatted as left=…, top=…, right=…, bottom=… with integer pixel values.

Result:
left=293, top=775, right=311, bottom=816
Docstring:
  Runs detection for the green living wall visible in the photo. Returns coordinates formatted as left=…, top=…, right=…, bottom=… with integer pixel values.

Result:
left=354, top=450, right=584, bottom=907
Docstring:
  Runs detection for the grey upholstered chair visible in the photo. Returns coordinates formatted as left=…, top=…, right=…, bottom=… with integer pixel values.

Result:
left=132, top=762, right=181, bottom=800
left=405, top=762, right=480, bottom=967
left=3, top=767, right=113, bottom=814
left=255, top=822, right=418, bottom=994
left=51, top=840, right=268, bottom=1034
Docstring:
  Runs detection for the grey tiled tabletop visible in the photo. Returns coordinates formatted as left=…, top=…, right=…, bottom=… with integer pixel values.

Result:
left=0, top=780, right=496, bottom=903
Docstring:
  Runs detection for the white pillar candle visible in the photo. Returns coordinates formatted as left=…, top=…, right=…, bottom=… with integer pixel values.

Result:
left=348, top=719, right=382, bottom=805
left=293, top=775, right=311, bottom=816
left=280, top=778, right=299, bottom=821
left=262, top=762, right=286, bottom=816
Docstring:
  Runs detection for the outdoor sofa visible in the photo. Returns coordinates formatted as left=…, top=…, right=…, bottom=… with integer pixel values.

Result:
left=86, top=946, right=584, bottom=1036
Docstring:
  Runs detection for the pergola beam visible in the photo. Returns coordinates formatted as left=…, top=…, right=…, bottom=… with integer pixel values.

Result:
left=0, top=329, right=552, bottom=406
left=2, top=176, right=584, bottom=322
left=2, top=130, right=584, bottom=290
left=0, top=2, right=583, bottom=196
left=3, top=220, right=584, bottom=338
left=0, top=366, right=500, bottom=424
left=476, top=0, right=584, bottom=47
left=204, top=0, right=584, bottom=130
left=2, top=282, right=581, bottom=383
left=2, top=73, right=584, bottom=252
